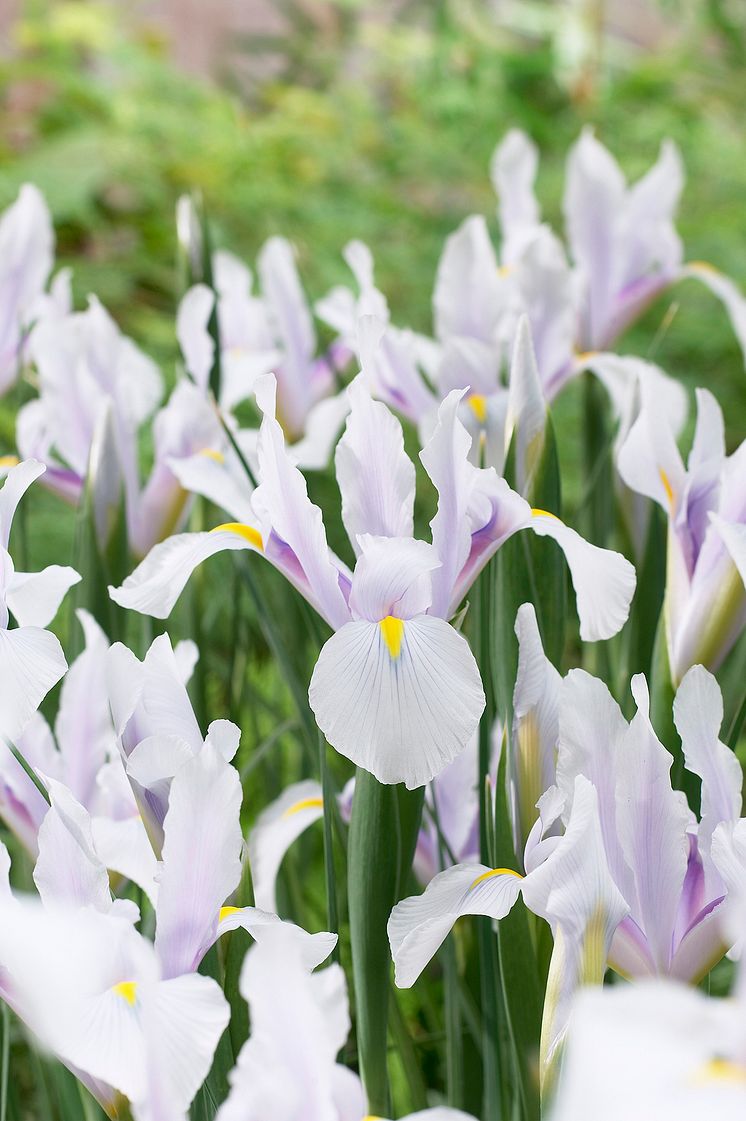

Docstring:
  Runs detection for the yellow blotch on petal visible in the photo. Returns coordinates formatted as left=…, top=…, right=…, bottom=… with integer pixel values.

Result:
left=282, top=796, right=324, bottom=819
left=687, top=260, right=720, bottom=276
left=379, top=616, right=405, bottom=659
left=0, top=456, right=19, bottom=468
left=693, top=1059, right=746, bottom=1086
left=199, top=448, right=225, bottom=464
left=575, top=350, right=599, bottom=366
left=211, top=522, right=264, bottom=551
left=531, top=507, right=561, bottom=521
left=113, top=981, right=138, bottom=1006
left=659, top=468, right=675, bottom=513
left=498, top=264, right=512, bottom=278
left=470, top=867, right=523, bottom=890
left=468, top=394, right=488, bottom=425
left=219, top=905, right=241, bottom=923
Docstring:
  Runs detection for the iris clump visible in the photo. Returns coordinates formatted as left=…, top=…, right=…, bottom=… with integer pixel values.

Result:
left=0, top=12, right=745, bottom=1120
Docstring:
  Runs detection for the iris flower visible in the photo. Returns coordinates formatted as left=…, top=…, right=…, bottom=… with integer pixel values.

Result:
left=0, top=459, right=80, bottom=746
left=0, top=184, right=70, bottom=395
left=551, top=977, right=746, bottom=1121
left=493, top=127, right=746, bottom=357
left=0, top=609, right=146, bottom=876
left=618, top=384, right=746, bottom=682
left=217, top=927, right=477, bottom=1121
left=389, top=664, right=743, bottom=1081
left=111, top=374, right=634, bottom=788
left=178, top=237, right=351, bottom=469
left=17, top=298, right=247, bottom=557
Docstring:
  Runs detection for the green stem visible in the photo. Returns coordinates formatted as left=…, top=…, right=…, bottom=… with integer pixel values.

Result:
left=347, top=769, right=423, bottom=1115
left=318, top=733, right=340, bottom=962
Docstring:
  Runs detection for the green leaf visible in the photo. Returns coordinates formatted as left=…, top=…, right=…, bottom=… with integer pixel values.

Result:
left=493, top=748, right=542, bottom=1121
left=347, top=769, right=424, bottom=1115
left=495, top=412, right=565, bottom=724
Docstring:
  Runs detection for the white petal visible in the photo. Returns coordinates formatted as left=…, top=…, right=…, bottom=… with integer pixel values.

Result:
left=91, top=815, right=159, bottom=907
left=531, top=512, right=636, bottom=640
left=522, top=776, right=629, bottom=1077
left=176, top=284, right=215, bottom=390
left=218, top=935, right=351, bottom=1121
left=33, top=778, right=119, bottom=915
left=0, top=625, right=67, bottom=744
left=253, top=374, right=351, bottom=630
left=511, top=603, right=561, bottom=847
left=139, top=973, right=229, bottom=1117
left=673, top=665, right=742, bottom=862
left=389, top=862, right=523, bottom=987
left=681, top=261, right=746, bottom=366
left=348, top=535, right=439, bottom=622
left=290, top=391, right=350, bottom=472
left=0, top=459, right=45, bottom=549
left=110, top=528, right=259, bottom=619
left=55, top=609, right=113, bottom=807
left=490, top=129, right=541, bottom=264
left=505, top=316, right=547, bottom=495
left=216, top=906, right=336, bottom=971
left=6, top=564, right=81, bottom=628
left=335, top=377, right=415, bottom=552
left=711, top=514, right=746, bottom=587
left=309, top=615, right=485, bottom=789
left=614, top=676, right=690, bottom=972
left=204, top=719, right=240, bottom=761
left=155, top=745, right=243, bottom=978
left=247, top=779, right=324, bottom=913
left=432, top=215, right=502, bottom=345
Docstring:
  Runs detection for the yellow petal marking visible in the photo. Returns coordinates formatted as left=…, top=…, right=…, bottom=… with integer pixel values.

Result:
left=113, top=981, right=138, bottom=1006
left=198, top=448, right=225, bottom=464
left=498, top=264, right=512, bottom=278
left=470, top=867, right=524, bottom=890
left=219, top=905, right=241, bottom=923
left=211, top=522, right=264, bottom=551
left=282, top=796, right=324, bottom=819
left=531, top=507, right=561, bottom=521
left=468, top=394, right=488, bottom=424
left=659, top=467, right=675, bottom=512
left=686, top=260, right=720, bottom=275
left=574, top=350, right=599, bottom=365
left=693, top=1058, right=746, bottom=1086
left=0, top=456, right=19, bottom=468
left=379, top=616, right=405, bottom=659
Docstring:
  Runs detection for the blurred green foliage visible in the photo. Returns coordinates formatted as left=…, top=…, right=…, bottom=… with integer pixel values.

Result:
left=0, top=0, right=744, bottom=426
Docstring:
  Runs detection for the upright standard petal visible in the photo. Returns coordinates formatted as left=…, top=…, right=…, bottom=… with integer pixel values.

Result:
left=176, top=284, right=215, bottom=391
left=511, top=603, right=561, bottom=850
left=432, top=215, right=503, bottom=347
left=155, top=744, right=243, bottom=978
left=614, top=676, right=690, bottom=974
left=505, top=315, right=547, bottom=496
left=335, top=377, right=415, bottom=553
left=253, top=375, right=351, bottom=630
left=673, top=665, right=742, bottom=865
left=491, top=129, right=542, bottom=265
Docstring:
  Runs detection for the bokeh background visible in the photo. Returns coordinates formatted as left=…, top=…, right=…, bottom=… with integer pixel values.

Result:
left=1, top=0, right=745, bottom=423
